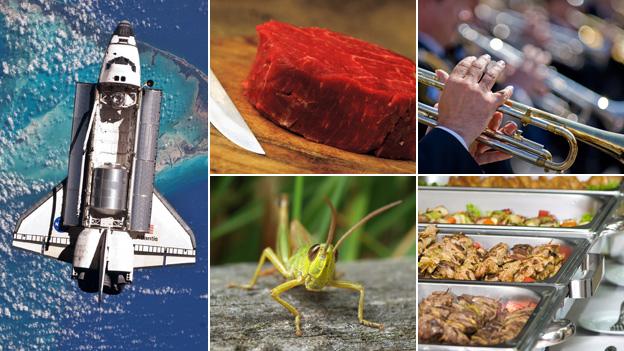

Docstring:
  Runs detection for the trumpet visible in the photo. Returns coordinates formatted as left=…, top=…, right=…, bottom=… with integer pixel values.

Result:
left=418, top=68, right=624, bottom=172
left=473, top=3, right=589, bottom=69
left=458, top=23, right=624, bottom=132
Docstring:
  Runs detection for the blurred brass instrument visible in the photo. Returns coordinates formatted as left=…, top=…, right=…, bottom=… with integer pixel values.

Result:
left=566, top=9, right=624, bottom=65
left=418, top=68, right=624, bottom=172
left=458, top=23, right=624, bottom=132
left=473, top=3, right=590, bottom=69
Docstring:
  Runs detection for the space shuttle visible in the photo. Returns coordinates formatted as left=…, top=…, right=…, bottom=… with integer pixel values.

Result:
left=12, top=21, right=196, bottom=304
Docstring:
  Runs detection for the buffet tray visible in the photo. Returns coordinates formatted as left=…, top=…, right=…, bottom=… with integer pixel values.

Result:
left=417, top=226, right=603, bottom=299
left=418, top=188, right=619, bottom=240
left=418, top=176, right=623, bottom=194
left=418, top=282, right=571, bottom=351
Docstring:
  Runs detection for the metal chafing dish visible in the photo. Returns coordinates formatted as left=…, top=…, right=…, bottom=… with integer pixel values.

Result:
left=418, top=188, right=620, bottom=241
left=417, top=176, right=624, bottom=194
left=418, top=226, right=603, bottom=299
left=418, top=282, right=573, bottom=350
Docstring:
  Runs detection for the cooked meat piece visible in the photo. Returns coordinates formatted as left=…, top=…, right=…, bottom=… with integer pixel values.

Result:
left=439, top=236, right=468, bottom=263
left=475, top=243, right=508, bottom=278
left=454, top=264, right=476, bottom=280
left=418, top=225, right=438, bottom=255
left=418, top=255, right=439, bottom=275
left=475, top=258, right=499, bottom=279
left=432, top=261, right=456, bottom=279
left=420, top=290, right=454, bottom=308
left=418, top=314, right=445, bottom=342
left=439, top=324, right=471, bottom=345
left=471, top=319, right=506, bottom=345
left=448, top=307, right=479, bottom=335
left=498, top=260, right=522, bottom=282
left=498, top=308, right=533, bottom=341
left=459, top=295, right=500, bottom=324
left=487, top=243, right=510, bottom=262
left=511, top=244, right=533, bottom=258
left=419, top=304, right=452, bottom=320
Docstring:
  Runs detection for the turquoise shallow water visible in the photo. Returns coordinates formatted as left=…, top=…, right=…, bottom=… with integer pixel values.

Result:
left=0, top=1, right=207, bottom=349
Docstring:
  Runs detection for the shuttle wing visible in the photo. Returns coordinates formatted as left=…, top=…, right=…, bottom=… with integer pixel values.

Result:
left=132, top=191, right=197, bottom=268
left=12, top=182, right=74, bottom=263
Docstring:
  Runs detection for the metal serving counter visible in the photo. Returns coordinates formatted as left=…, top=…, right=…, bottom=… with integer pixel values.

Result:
left=417, top=186, right=624, bottom=350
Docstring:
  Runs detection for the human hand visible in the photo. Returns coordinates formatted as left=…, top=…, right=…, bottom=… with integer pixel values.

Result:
left=469, top=111, right=518, bottom=165
left=435, top=55, right=514, bottom=147
left=522, top=9, right=552, bottom=48
left=504, top=44, right=550, bottom=98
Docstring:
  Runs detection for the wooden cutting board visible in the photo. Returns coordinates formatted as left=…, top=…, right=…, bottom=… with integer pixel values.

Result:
left=209, top=36, right=415, bottom=174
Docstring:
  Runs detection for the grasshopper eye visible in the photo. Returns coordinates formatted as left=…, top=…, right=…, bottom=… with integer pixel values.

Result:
left=308, top=244, right=320, bottom=261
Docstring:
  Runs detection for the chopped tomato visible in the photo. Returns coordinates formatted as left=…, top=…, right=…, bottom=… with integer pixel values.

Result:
left=446, top=216, right=456, bottom=224
left=538, top=210, right=550, bottom=217
left=559, top=246, right=573, bottom=259
left=473, top=242, right=481, bottom=249
left=506, top=300, right=538, bottom=313
left=522, top=277, right=535, bottom=283
left=482, top=218, right=495, bottom=225
left=561, top=219, right=577, bottom=227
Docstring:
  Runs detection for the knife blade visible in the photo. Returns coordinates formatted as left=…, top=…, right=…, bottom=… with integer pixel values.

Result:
left=209, top=68, right=265, bottom=155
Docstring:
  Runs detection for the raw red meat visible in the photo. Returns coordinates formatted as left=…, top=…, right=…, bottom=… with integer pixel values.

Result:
left=243, top=21, right=416, bottom=160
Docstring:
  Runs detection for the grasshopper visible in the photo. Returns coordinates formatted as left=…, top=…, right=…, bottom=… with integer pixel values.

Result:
left=229, top=195, right=402, bottom=336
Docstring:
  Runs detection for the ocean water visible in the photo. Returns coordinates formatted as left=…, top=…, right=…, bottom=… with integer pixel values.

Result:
left=0, top=1, right=207, bottom=349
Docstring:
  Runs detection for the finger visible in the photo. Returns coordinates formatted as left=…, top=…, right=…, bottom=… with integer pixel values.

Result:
left=465, top=54, right=491, bottom=82
left=476, top=142, right=492, bottom=155
left=493, top=85, right=514, bottom=105
left=542, top=51, right=552, bottom=65
left=523, top=44, right=536, bottom=58
left=523, top=57, right=535, bottom=74
left=500, top=121, right=518, bottom=136
left=476, top=150, right=513, bottom=165
left=451, top=56, right=476, bottom=79
left=488, top=111, right=503, bottom=130
left=435, top=69, right=450, bottom=84
left=479, top=60, right=506, bottom=91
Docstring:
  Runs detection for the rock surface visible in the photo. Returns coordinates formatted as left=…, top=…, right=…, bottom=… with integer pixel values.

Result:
left=210, top=257, right=416, bottom=351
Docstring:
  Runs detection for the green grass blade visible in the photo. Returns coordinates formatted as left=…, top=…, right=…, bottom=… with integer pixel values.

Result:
left=276, top=195, right=290, bottom=263
left=292, top=176, right=304, bottom=221
left=340, top=189, right=369, bottom=261
left=211, top=201, right=263, bottom=240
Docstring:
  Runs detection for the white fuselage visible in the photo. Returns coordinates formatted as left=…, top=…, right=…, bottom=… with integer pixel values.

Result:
left=73, top=24, right=144, bottom=295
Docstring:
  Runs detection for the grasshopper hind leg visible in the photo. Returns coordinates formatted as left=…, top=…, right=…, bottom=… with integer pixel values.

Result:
left=330, top=280, right=384, bottom=330
left=228, top=247, right=290, bottom=289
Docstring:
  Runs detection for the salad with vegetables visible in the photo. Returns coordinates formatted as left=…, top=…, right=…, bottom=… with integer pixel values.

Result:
left=419, top=204, right=594, bottom=227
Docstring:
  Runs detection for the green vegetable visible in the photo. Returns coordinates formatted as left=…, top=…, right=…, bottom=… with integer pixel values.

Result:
left=586, top=181, right=620, bottom=190
left=466, top=203, right=481, bottom=218
left=580, top=213, right=594, bottom=223
left=426, top=211, right=442, bottom=221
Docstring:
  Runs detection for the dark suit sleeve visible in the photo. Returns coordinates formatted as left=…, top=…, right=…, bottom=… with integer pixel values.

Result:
left=418, top=128, right=482, bottom=173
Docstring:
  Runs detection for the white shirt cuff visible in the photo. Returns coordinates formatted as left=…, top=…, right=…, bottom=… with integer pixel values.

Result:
left=435, top=126, right=469, bottom=151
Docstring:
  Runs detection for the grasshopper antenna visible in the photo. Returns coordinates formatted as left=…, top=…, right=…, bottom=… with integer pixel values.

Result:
left=323, top=197, right=338, bottom=246
left=334, top=200, right=402, bottom=250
